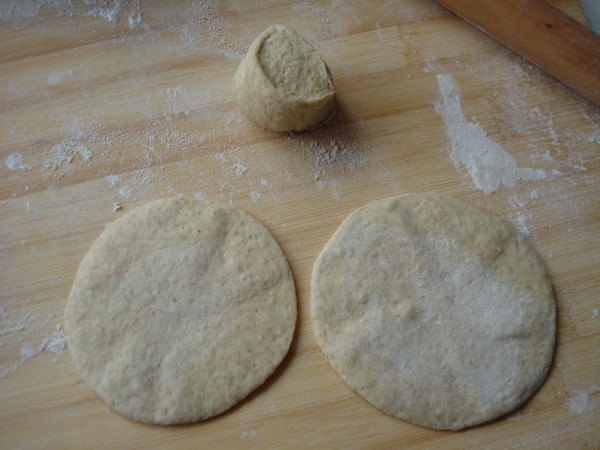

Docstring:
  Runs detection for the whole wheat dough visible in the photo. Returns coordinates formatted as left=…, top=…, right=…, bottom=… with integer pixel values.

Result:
left=311, top=193, right=555, bottom=430
left=233, top=24, right=335, bottom=132
left=65, top=198, right=296, bottom=424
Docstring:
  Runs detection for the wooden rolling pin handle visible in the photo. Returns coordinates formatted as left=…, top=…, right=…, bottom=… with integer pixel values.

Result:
left=437, top=0, right=600, bottom=106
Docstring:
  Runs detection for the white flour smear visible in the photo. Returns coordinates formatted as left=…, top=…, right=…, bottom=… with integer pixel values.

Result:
left=435, top=74, right=546, bottom=194
left=162, top=1, right=246, bottom=60
left=0, top=319, right=67, bottom=380
left=0, top=0, right=128, bottom=22
left=508, top=193, right=534, bottom=237
left=569, top=391, right=590, bottom=415
left=568, top=386, right=599, bottom=416
left=48, top=69, right=74, bottom=85
left=5, top=153, right=31, bottom=171
left=106, top=175, right=133, bottom=199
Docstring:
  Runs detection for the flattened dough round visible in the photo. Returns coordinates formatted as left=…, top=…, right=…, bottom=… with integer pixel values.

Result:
left=66, top=198, right=296, bottom=424
left=311, top=193, right=555, bottom=430
left=233, top=24, right=335, bottom=132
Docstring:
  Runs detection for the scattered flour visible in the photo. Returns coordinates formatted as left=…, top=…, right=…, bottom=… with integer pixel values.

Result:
left=24, top=200, right=36, bottom=212
left=507, top=193, right=536, bottom=236
left=240, top=430, right=258, bottom=442
left=1, top=324, right=67, bottom=379
left=0, top=0, right=70, bottom=19
left=0, top=304, right=27, bottom=337
left=530, top=149, right=556, bottom=163
left=194, top=192, right=208, bottom=200
left=118, top=185, right=133, bottom=199
left=128, top=11, right=144, bottom=29
left=567, top=386, right=599, bottom=416
left=44, top=326, right=67, bottom=357
left=164, top=1, right=246, bottom=60
left=43, top=136, right=95, bottom=177
left=544, top=114, right=560, bottom=150
left=250, top=191, right=261, bottom=202
left=48, top=69, right=74, bottom=85
left=106, top=174, right=122, bottom=186
left=77, top=145, right=92, bottom=162
left=16, top=327, right=66, bottom=365
left=527, top=109, right=591, bottom=176
left=106, top=174, right=132, bottom=199
left=511, top=210, right=533, bottom=237
left=0, top=325, right=26, bottom=336
left=569, top=391, right=590, bottom=415
left=20, top=345, right=38, bottom=359
left=84, top=0, right=126, bottom=24
left=0, top=0, right=129, bottom=23
left=234, top=162, right=247, bottom=176
left=48, top=144, right=74, bottom=165
left=5, top=153, right=31, bottom=171
left=423, top=56, right=437, bottom=73
left=434, top=74, right=546, bottom=194
left=593, top=309, right=599, bottom=318
left=290, top=133, right=370, bottom=183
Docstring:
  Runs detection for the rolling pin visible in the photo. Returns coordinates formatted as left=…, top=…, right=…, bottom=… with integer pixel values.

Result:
left=436, top=0, right=600, bottom=106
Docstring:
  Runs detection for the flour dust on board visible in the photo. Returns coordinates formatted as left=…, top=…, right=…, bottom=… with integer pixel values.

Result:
left=434, top=73, right=547, bottom=194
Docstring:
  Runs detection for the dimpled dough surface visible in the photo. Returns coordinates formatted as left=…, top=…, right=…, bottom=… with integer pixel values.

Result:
left=311, top=193, right=555, bottom=430
left=65, top=198, right=296, bottom=424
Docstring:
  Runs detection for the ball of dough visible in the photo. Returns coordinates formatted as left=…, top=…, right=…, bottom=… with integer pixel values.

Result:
left=65, top=198, right=296, bottom=424
left=233, top=24, right=335, bottom=132
left=311, top=193, right=556, bottom=430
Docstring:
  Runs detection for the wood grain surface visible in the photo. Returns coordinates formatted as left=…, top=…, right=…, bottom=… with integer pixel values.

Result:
left=1, top=1, right=599, bottom=448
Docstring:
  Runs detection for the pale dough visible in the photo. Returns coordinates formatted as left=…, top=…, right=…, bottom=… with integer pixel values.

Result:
left=311, top=193, right=555, bottom=430
left=65, top=198, right=296, bottom=424
left=233, top=24, right=335, bottom=132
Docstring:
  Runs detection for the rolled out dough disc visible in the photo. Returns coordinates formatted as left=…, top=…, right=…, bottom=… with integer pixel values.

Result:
left=311, top=193, right=555, bottom=430
left=65, top=198, right=296, bottom=424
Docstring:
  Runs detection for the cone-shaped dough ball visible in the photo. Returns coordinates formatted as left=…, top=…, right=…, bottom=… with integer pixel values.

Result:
left=233, top=24, right=335, bottom=132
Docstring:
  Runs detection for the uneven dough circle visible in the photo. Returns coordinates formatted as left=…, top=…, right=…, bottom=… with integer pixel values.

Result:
left=311, top=193, right=555, bottom=430
left=233, top=24, right=335, bottom=132
left=66, top=198, right=296, bottom=424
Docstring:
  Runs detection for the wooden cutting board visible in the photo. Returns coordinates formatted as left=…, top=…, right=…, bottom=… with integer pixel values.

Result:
left=1, top=1, right=598, bottom=448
